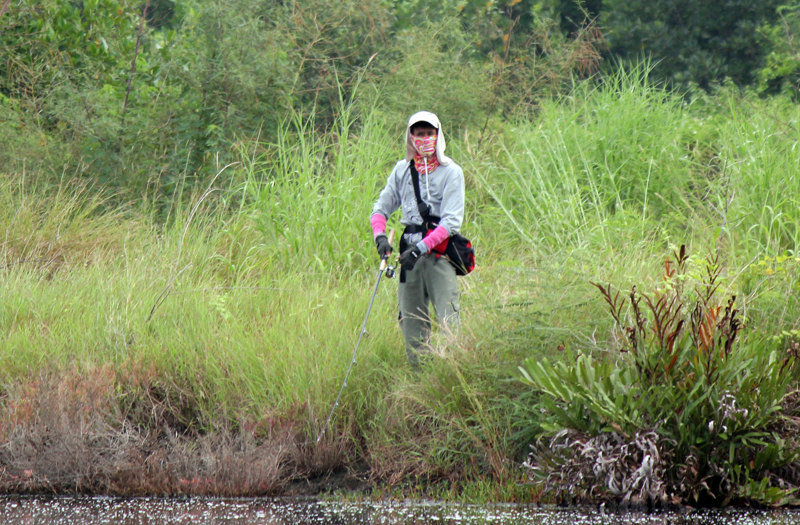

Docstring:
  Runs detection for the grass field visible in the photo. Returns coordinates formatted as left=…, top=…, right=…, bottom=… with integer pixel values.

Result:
left=2, top=68, right=800, bottom=502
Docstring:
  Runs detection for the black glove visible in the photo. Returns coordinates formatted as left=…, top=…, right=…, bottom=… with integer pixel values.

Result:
left=399, top=245, right=422, bottom=270
left=375, top=234, right=392, bottom=260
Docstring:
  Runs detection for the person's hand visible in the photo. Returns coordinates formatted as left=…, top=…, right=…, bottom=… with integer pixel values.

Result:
left=399, top=246, right=422, bottom=270
left=375, top=234, right=392, bottom=260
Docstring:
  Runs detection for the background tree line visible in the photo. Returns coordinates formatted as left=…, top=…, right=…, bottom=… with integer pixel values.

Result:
left=1, top=0, right=798, bottom=199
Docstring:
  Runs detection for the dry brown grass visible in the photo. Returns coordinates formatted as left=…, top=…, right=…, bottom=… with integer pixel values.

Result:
left=0, top=368, right=350, bottom=496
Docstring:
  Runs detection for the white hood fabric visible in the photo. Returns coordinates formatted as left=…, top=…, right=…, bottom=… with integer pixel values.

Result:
left=405, top=110, right=452, bottom=166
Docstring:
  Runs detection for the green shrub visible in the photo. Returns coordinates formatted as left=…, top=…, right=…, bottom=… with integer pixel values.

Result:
left=519, top=245, right=800, bottom=506
left=756, top=5, right=800, bottom=97
left=600, top=0, right=783, bottom=89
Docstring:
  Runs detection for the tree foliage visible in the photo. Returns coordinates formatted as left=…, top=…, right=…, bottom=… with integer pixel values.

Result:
left=600, top=0, right=784, bottom=89
left=1, top=0, right=796, bottom=195
left=756, top=3, right=800, bottom=96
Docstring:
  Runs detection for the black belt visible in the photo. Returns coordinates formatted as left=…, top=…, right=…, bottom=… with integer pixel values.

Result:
left=403, top=215, right=441, bottom=235
left=403, top=224, right=428, bottom=235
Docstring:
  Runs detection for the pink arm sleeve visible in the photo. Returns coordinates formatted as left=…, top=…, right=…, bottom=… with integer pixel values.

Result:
left=370, top=213, right=387, bottom=239
left=423, top=225, right=450, bottom=251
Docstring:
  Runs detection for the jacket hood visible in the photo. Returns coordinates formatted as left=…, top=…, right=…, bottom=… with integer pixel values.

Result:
left=405, top=110, right=452, bottom=166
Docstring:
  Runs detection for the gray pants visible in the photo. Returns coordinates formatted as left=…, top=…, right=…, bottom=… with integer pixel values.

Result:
left=398, top=254, right=460, bottom=368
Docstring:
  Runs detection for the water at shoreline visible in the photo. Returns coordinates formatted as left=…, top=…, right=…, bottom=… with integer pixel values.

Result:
left=1, top=496, right=800, bottom=525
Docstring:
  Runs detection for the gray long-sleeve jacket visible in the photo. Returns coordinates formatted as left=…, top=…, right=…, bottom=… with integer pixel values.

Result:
left=372, top=159, right=465, bottom=246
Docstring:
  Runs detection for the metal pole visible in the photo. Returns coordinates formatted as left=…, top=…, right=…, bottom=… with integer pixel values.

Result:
left=316, top=229, right=395, bottom=443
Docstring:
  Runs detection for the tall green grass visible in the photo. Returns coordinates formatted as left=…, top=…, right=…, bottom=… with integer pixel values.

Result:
left=712, top=92, right=800, bottom=253
left=471, top=65, right=698, bottom=256
left=242, top=100, right=396, bottom=277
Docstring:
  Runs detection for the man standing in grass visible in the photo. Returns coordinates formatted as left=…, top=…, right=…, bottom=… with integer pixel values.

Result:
left=370, top=111, right=465, bottom=368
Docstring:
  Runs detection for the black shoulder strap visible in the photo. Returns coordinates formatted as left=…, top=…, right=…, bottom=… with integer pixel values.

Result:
left=409, top=162, right=438, bottom=226
left=409, top=162, right=425, bottom=211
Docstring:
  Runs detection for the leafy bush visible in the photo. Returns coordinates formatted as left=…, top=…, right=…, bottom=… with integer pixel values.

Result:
left=519, top=246, right=800, bottom=506
left=756, top=5, right=800, bottom=97
left=600, top=0, right=784, bottom=89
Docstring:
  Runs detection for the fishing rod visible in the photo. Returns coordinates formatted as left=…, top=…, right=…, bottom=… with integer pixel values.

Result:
left=316, top=229, right=396, bottom=443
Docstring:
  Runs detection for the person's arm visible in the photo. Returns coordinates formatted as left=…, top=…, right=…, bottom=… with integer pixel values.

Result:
left=371, top=164, right=402, bottom=238
left=371, top=214, right=387, bottom=239
left=417, top=225, right=449, bottom=253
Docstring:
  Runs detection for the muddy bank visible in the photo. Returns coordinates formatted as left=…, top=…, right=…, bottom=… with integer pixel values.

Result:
left=0, top=422, right=364, bottom=497
left=0, top=371, right=372, bottom=497
left=0, top=419, right=371, bottom=498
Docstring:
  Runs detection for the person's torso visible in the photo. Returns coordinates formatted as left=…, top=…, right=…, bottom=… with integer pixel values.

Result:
left=394, top=161, right=459, bottom=226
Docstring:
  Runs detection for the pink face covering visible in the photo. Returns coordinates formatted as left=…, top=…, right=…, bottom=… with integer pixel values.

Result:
left=412, top=135, right=437, bottom=156
left=412, top=135, right=439, bottom=174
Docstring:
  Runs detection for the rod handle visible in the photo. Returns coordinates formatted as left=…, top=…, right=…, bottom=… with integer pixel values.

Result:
left=379, top=228, right=395, bottom=271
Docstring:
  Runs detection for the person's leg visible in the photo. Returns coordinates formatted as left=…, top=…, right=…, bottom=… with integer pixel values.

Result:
left=398, top=261, right=431, bottom=369
left=427, top=257, right=460, bottom=334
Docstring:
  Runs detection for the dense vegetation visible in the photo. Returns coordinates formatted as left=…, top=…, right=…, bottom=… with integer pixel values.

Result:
left=2, top=0, right=800, bottom=507
left=2, top=0, right=799, bottom=193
